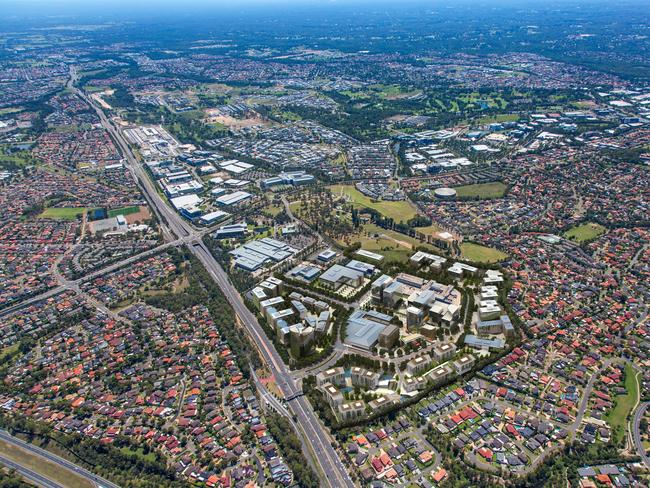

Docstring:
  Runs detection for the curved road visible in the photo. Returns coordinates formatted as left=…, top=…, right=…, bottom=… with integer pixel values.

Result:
left=632, top=402, right=650, bottom=469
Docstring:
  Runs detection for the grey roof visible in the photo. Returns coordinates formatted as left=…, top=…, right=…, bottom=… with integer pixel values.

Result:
left=345, top=310, right=390, bottom=349
left=320, top=264, right=364, bottom=284
left=345, top=259, right=376, bottom=274
left=464, top=335, right=505, bottom=349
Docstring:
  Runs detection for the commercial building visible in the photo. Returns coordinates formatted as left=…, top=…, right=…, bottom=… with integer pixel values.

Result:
left=378, top=325, right=400, bottom=349
left=317, top=249, right=337, bottom=262
left=319, top=264, right=365, bottom=290
left=286, top=263, right=321, bottom=282
left=199, top=210, right=229, bottom=225
left=259, top=276, right=284, bottom=297
left=464, top=335, right=505, bottom=351
left=215, top=191, right=252, bottom=207
left=287, top=323, right=315, bottom=358
left=261, top=171, right=316, bottom=188
left=230, top=238, right=297, bottom=272
left=219, top=160, right=254, bottom=175
left=355, top=249, right=384, bottom=262
left=214, top=222, right=247, bottom=240
left=476, top=315, right=515, bottom=338
left=478, top=299, right=502, bottom=321
left=410, top=251, right=447, bottom=270
left=406, top=306, right=425, bottom=329
left=170, top=194, right=202, bottom=212
left=448, top=262, right=479, bottom=278
left=345, top=309, right=394, bottom=351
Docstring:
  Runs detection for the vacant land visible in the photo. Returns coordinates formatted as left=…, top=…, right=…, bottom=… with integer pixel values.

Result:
left=563, top=222, right=607, bottom=242
left=455, top=182, right=507, bottom=199
left=460, top=242, right=508, bottom=263
left=606, top=363, right=639, bottom=444
left=0, top=439, right=94, bottom=488
left=39, top=207, right=89, bottom=220
left=329, top=185, right=417, bottom=222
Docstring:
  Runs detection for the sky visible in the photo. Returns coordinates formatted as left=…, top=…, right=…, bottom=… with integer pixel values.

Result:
left=1, top=0, right=642, bottom=24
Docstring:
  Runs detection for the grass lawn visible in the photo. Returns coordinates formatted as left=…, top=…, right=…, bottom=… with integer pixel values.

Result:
left=107, top=205, right=140, bottom=217
left=0, top=344, right=19, bottom=363
left=329, top=184, right=417, bottom=223
left=83, top=85, right=107, bottom=93
left=39, top=207, right=89, bottom=220
left=476, top=113, right=520, bottom=124
left=141, top=275, right=189, bottom=298
left=0, top=107, right=22, bottom=116
left=262, top=204, right=284, bottom=217
left=412, top=224, right=441, bottom=235
left=0, top=439, right=95, bottom=488
left=460, top=242, right=508, bottom=263
left=120, top=446, right=157, bottom=463
left=563, top=222, right=607, bottom=242
left=0, top=149, right=33, bottom=168
left=455, top=182, right=507, bottom=199
left=606, top=363, right=639, bottom=444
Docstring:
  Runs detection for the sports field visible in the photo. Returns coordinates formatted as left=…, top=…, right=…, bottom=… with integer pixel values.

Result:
left=328, top=185, right=417, bottom=222
left=39, top=207, right=89, bottom=220
left=107, top=205, right=141, bottom=218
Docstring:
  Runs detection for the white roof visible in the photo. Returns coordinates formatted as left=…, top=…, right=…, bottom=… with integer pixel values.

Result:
left=170, top=194, right=202, bottom=210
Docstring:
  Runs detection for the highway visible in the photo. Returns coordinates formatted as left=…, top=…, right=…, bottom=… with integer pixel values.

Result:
left=0, top=454, right=63, bottom=488
left=0, top=429, right=119, bottom=488
left=69, top=68, right=354, bottom=488
left=632, top=402, right=650, bottom=469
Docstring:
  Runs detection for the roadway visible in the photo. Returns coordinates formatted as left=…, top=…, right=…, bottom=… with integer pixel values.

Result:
left=0, top=429, right=119, bottom=488
left=0, top=454, right=63, bottom=488
left=631, top=402, right=650, bottom=469
left=0, top=240, right=180, bottom=320
left=69, top=69, right=354, bottom=488
left=571, top=358, right=618, bottom=437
